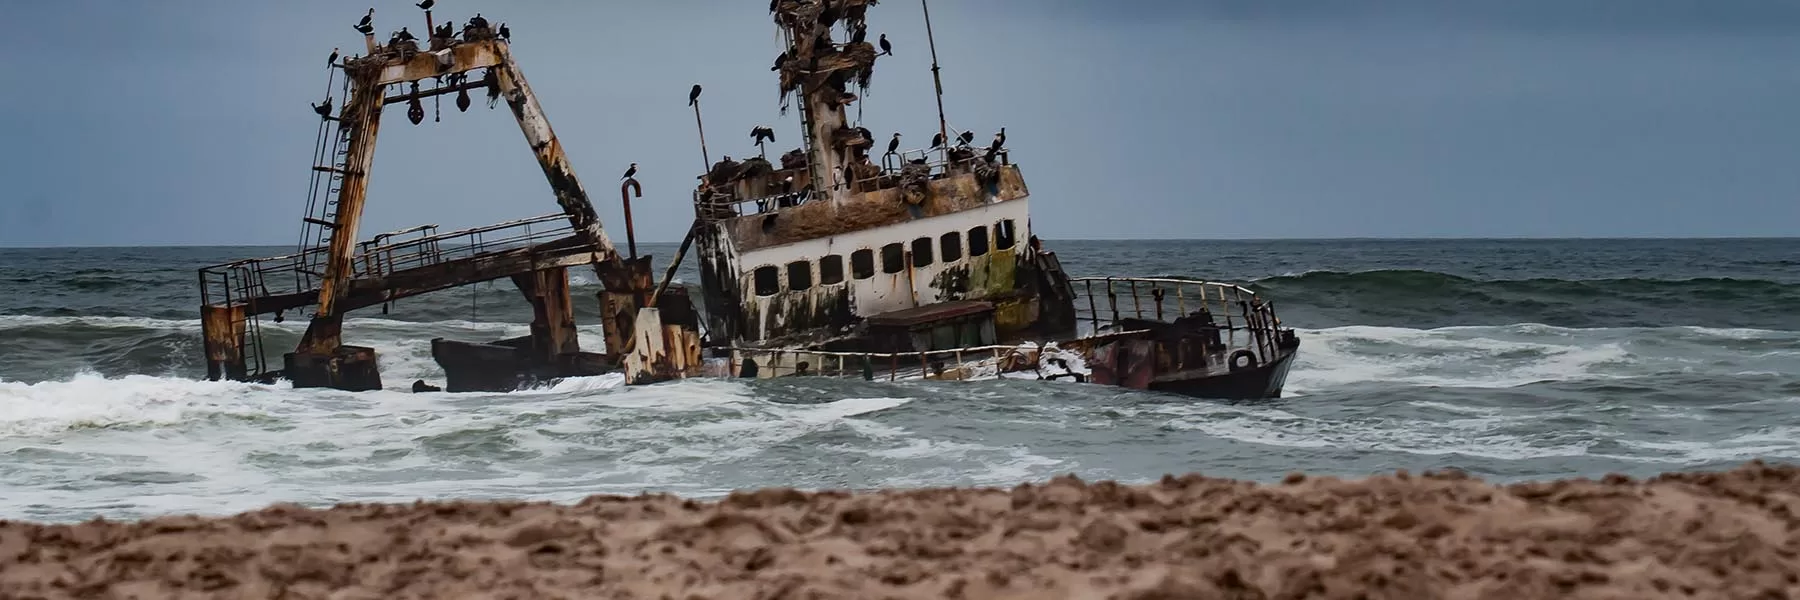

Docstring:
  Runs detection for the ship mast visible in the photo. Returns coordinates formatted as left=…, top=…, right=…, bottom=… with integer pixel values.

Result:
left=922, top=0, right=949, bottom=165
left=772, top=1, right=882, bottom=199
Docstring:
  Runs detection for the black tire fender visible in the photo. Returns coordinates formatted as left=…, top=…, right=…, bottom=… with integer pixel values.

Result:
left=1228, top=349, right=1258, bottom=373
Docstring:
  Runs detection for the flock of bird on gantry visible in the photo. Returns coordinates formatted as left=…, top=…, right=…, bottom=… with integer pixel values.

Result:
left=310, top=1, right=1011, bottom=188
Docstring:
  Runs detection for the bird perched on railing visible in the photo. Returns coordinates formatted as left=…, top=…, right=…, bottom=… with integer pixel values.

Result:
left=886, top=133, right=902, bottom=156
left=958, top=131, right=975, bottom=147
left=311, top=97, right=333, bottom=117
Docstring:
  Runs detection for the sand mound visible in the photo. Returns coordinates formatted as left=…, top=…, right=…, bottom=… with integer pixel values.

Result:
left=3, top=462, right=1798, bottom=599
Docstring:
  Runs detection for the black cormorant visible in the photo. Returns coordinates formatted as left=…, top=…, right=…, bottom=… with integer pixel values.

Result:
left=751, top=126, right=777, bottom=145
left=622, top=163, right=638, bottom=180
left=931, top=132, right=945, bottom=149
left=498, top=23, right=510, bottom=40
left=469, top=13, right=488, bottom=29
left=772, top=51, right=788, bottom=71
left=355, top=8, right=373, bottom=30
left=850, top=24, right=867, bottom=45
left=688, top=84, right=703, bottom=106
left=886, top=133, right=901, bottom=155
left=312, top=97, right=333, bottom=117
left=878, top=34, right=892, bottom=56
left=327, top=47, right=339, bottom=66
left=416, top=0, right=434, bottom=10
left=396, top=27, right=416, bottom=41
left=958, top=131, right=975, bottom=146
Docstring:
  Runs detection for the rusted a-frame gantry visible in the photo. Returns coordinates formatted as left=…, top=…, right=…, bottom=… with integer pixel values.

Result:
left=198, top=20, right=696, bottom=392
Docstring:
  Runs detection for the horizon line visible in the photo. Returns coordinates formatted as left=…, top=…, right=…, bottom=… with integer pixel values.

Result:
left=3, top=235, right=1797, bottom=250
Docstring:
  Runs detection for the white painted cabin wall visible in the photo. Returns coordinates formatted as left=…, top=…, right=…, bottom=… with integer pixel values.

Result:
left=734, top=199, right=1033, bottom=336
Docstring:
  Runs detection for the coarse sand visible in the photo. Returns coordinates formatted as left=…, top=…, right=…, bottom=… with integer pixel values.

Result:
left=3, top=461, right=1798, bottom=599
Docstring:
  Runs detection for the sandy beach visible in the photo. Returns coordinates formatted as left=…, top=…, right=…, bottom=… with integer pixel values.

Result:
left=0, top=461, right=1794, bottom=599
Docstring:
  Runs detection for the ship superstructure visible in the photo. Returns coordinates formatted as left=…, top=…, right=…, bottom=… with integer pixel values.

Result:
left=690, top=0, right=1079, bottom=358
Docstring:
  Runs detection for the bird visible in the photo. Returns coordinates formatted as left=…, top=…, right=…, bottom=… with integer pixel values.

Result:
left=769, top=0, right=780, bottom=13
left=312, top=97, right=334, bottom=117
left=878, top=33, right=892, bottom=56
left=327, top=47, right=339, bottom=66
left=471, top=13, right=488, bottom=28
left=688, top=84, right=703, bottom=106
left=771, top=51, right=788, bottom=71
left=958, top=131, right=975, bottom=146
left=622, top=163, right=637, bottom=180
left=850, top=24, right=867, bottom=45
left=355, top=8, right=373, bottom=30
left=931, top=132, right=945, bottom=149
left=886, top=132, right=901, bottom=155
left=396, top=27, right=416, bottom=42
left=990, top=129, right=1006, bottom=155
left=751, top=126, right=777, bottom=146
left=997, top=127, right=1007, bottom=147
left=497, top=23, right=511, bottom=40
left=416, top=0, right=434, bottom=10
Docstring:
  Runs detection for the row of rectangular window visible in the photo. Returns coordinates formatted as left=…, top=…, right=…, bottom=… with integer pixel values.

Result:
left=752, top=220, right=1018, bottom=296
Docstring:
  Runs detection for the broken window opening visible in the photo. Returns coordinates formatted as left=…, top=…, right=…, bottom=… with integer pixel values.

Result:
left=995, top=220, right=1017, bottom=251
left=753, top=266, right=781, bottom=296
left=881, top=243, right=905, bottom=274
left=940, top=232, right=963, bottom=263
left=820, top=255, right=845, bottom=285
left=787, top=261, right=813, bottom=291
left=851, top=249, right=876, bottom=279
left=968, top=226, right=990, bottom=257
left=911, top=237, right=935, bottom=269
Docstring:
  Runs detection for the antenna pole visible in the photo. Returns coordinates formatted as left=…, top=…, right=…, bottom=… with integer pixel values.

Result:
left=922, top=0, right=949, bottom=164
left=693, top=98, right=712, bottom=171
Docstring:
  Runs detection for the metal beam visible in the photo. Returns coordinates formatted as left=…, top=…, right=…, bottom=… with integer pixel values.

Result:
left=373, top=40, right=505, bottom=86
left=298, top=63, right=387, bottom=355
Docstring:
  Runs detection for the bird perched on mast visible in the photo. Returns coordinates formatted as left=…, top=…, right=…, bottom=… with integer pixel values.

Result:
left=416, top=0, right=434, bottom=10
left=327, top=47, right=339, bottom=66
left=622, top=163, right=638, bottom=180
left=354, top=8, right=374, bottom=34
left=751, top=126, right=777, bottom=146
left=689, top=84, right=703, bottom=106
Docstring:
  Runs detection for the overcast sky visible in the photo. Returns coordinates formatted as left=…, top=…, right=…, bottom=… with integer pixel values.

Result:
left=2, top=0, right=1797, bottom=247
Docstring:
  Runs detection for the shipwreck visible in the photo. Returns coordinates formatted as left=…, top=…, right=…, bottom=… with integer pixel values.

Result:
left=197, top=1, right=1300, bottom=400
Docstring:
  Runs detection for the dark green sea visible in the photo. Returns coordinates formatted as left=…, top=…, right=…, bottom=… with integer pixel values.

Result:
left=1, top=238, right=1796, bottom=522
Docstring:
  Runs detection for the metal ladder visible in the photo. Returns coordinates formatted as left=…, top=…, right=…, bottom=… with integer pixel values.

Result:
left=296, top=72, right=354, bottom=289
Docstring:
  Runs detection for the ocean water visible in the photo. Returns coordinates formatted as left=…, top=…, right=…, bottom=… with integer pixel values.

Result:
left=1, top=238, right=1797, bottom=522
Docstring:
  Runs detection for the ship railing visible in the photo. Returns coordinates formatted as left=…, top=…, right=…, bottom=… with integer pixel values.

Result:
left=723, top=328, right=1151, bottom=381
left=851, top=147, right=1010, bottom=191
left=1069, top=276, right=1288, bottom=366
left=198, top=213, right=576, bottom=309
left=689, top=147, right=1015, bottom=220
left=693, top=186, right=816, bottom=220
left=348, top=213, right=573, bottom=280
